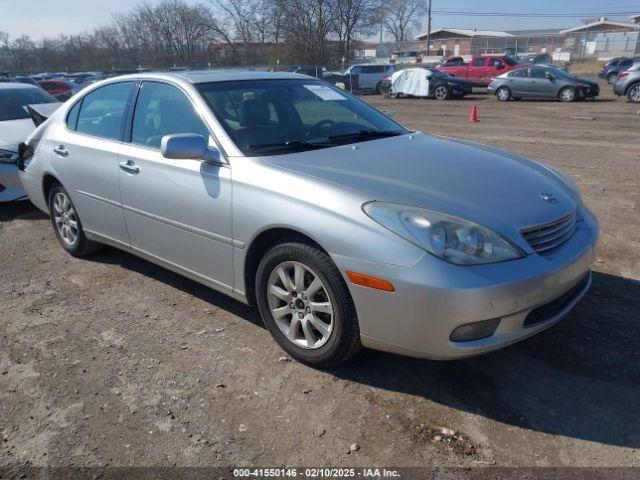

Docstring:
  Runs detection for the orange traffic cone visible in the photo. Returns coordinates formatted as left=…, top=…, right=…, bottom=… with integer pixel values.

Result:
left=469, top=105, right=479, bottom=122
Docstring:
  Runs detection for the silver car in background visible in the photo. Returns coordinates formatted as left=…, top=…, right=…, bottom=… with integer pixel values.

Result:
left=0, top=83, right=58, bottom=202
left=613, top=64, right=640, bottom=103
left=488, top=65, right=600, bottom=102
left=18, top=71, right=598, bottom=366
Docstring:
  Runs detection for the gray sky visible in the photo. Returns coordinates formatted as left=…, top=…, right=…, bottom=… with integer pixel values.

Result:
left=1, top=0, right=639, bottom=41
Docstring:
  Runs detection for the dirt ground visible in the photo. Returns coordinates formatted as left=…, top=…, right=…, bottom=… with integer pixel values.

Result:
left=1, top=74, right=640, bottom=473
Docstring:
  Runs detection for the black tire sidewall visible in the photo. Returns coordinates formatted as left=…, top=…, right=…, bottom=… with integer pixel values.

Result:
left=255, top=242, right=359, bottom=366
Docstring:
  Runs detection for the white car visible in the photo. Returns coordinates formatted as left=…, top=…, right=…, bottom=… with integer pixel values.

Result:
left=0, top=83, right=59, bottom=201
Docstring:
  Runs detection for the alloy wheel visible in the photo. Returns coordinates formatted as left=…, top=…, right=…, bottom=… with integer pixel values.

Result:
left=629, top=85, right=640, bottom=103
left=497, top=87, right=510, bottom=101
left=52, top=192, right=79, bottom=247
left=434, top=86, right=448, bottom=100
left=561, top=88, right=575, bottom=102
left=266, top=261, right=334, bottom=349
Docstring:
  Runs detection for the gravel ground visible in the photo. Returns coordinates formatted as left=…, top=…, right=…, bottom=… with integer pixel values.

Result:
left=1, top=77, right=639, bottom=472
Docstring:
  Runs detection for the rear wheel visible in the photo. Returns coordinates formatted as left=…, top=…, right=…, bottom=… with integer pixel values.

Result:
left=627, top=83, right=640, bottom=103
left=48, top=183, right=101, bottom=257
left=496, top=86, right=511, bottom=101
left=255, top=241, right=361, bottom=367
left=559, top=86, right=576, bottom=102
left=433, top=85, right=450, bottom=101
left=607, top=73, right=618, bottom=84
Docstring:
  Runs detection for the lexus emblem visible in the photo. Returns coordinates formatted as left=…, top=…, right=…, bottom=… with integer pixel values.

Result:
left=540, top=193, right=558, bottom=204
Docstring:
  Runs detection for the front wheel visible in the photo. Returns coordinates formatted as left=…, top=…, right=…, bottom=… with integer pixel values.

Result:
left=388, top=86, right=399, bottom=98
left=607, top=73, right=617, bottom=84
left=48, top=183, right=101, bottom=257
left=627, top=83, right=640, bottom=103
left=496, top=86, right=511, bottom=101
left=560, top=87, right=576, bottom=102
left=433, top=85, right=450, bottom=101
left=255, top=241, right=361, bottom=367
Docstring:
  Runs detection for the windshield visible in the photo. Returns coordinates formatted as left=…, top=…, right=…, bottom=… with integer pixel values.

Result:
left=197, top=79, right=407, bottom=156
left=0, top=87, right=58, bottom=121
left=425, top=68, right=449, bottom=78
left=547, top=67, right=575, bottom=80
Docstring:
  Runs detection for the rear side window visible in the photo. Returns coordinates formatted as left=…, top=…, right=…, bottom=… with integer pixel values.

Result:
left=66, top=101, right=81, bottom=130
left=488, top=58, right=503, bottom=67
left=76, top=82, right=134, bottom=140
left=621, top=59, right=632, bottom=66
left=131, top=82, right=210, bottom=149
left=530, top=68, right=547, bottom=79
left=471, top=58, right=486, bottom=67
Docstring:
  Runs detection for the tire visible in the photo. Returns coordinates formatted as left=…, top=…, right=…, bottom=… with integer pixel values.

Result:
left=496, top=86, right=511, bottom=101
left=48, top=183, right=101, bottom=257
left=433, top=85, right=450, bottom=101
left=559, top=86, right=576, bottom=102
left=627, top=83, right=640, bottom=103
left=607, top=73, right=617, bottom=85
left=255, top=240, right=361, bottom=367
left=388, top=87, right=399, bottom=99
left=375, top=82, right=383, bottom=94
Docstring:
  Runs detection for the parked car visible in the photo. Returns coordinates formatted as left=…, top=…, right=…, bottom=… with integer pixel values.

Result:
left=598, top=57, right=640, bottom=84
left=382, top=67, right=472, bottom=100
left=392, top=51, right=423, bottom=64
left=488, top=65, right=599, bottom=102
left=613, top=64, right=640, bottom=103
left=292, top=66, right=326, bottom=79
left=342, top=63, right=396, bottom=93
left=37, top=79, right=74, bottom=101
left=518, top=53, right=551, bottom=65
left=0, top=83, right=59, bottom=202
left=11, top=76, right=40, bottom=87
left=18, top=71, right=598, bottom=366
left=437, top=55, right=522, bottom=86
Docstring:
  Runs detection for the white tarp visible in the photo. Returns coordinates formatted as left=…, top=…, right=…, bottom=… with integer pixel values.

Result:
left=390, top=68, right=431, bottom=97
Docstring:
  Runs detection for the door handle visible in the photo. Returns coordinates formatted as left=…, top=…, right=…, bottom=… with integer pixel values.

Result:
left=119, top=160, right=140, bottom=174
left=53, top=145, right=68, bottom=157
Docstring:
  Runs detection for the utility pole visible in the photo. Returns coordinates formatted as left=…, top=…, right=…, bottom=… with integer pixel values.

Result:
left=426, top=0, right=432, bottom=56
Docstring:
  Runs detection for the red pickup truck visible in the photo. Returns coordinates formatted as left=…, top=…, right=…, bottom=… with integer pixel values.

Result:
left=436, top=55, right=522, bottom=86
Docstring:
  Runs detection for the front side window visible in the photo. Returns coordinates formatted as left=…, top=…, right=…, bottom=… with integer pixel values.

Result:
left=509, top=69, right=528, bottom=78
left=197, top=79, right=406, bottom=156
left=76, top=82, right=135, bottom=140
left=488, top=58, right=503, bottom=67
left=0, top=87, right=58, bottom=121
left=131, top=82, right=210, bottom=149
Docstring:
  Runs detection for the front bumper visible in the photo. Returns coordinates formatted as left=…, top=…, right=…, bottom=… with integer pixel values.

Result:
left=334, top=208, right=599, bottom=360
left=0, top=163, right=28, bottom=202
left=578, top=85, right=599, bottom=98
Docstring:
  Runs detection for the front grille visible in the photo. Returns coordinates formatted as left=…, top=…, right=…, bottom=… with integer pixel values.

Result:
left=521, top=212, right=576, bottom=253
left=523, top=273, right=590, bottom=327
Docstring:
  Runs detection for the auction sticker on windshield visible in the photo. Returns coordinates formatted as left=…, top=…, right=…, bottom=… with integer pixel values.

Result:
left=304, top=84, right=346, bottom=100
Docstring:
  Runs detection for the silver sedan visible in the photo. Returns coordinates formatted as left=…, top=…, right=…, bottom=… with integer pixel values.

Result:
left=18, top=71, right=598, bottom=366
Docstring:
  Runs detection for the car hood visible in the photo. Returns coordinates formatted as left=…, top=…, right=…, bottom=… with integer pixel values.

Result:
left=264, top=133, right=578, bottom=243
left=574, top=76, right=598, bottom=86
left=0, top=118, right=35, bottom=150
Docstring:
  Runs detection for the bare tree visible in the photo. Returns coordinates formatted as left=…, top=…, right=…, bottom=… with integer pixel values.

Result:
left=334, top=0, right=377, bottom=61
left=382, top=0, right=424, bottom=42
left=7, top=35, right=36, bottom=72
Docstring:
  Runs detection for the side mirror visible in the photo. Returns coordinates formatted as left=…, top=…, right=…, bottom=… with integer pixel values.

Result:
left=383, top=111, right=393, bottom=118
left=545, top=73, right=555, bottom=80
left=161, top=133, right=222, bottom=164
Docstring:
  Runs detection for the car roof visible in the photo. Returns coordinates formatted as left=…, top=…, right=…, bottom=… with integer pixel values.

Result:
left=0, top=82, right=40, bottom=90
left=111, top=70, right=315, bottom=84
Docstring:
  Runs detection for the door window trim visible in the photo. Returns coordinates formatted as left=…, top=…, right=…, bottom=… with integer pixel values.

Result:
left=63, top=81, right=137, bottom=143
left=124, top=79, right=226, bottom=162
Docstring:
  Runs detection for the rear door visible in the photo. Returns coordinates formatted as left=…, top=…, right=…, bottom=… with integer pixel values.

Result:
left=467, top=57, right=487, bottom=85
left=49, top=81, right=135, bottom=245
left=117, top=81, right=234, bottom=290
left=505, top=68, right=530, bottom=96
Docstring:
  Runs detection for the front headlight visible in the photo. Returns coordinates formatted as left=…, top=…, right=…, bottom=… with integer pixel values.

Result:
left=0, top=149, right=18, bottom=165
left=363, top=202, right=524, bottom=265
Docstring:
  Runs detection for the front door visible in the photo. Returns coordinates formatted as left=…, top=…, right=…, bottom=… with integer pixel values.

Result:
left=529, top=67, right=555, bottom=97
left=49, top=81, right=136, bottom=245
left=117, top=81, right=234, bottom=290
left=467, top=57, right=487, bottom=85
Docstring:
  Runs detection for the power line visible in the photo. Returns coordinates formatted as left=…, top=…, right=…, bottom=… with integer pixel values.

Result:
left=430, top=10, right=640, bottom=18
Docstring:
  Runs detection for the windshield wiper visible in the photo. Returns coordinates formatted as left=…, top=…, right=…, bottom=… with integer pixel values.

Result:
left=328, top=129, right=404, bottom=142
left=248, top=140, right=330, bottom=153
